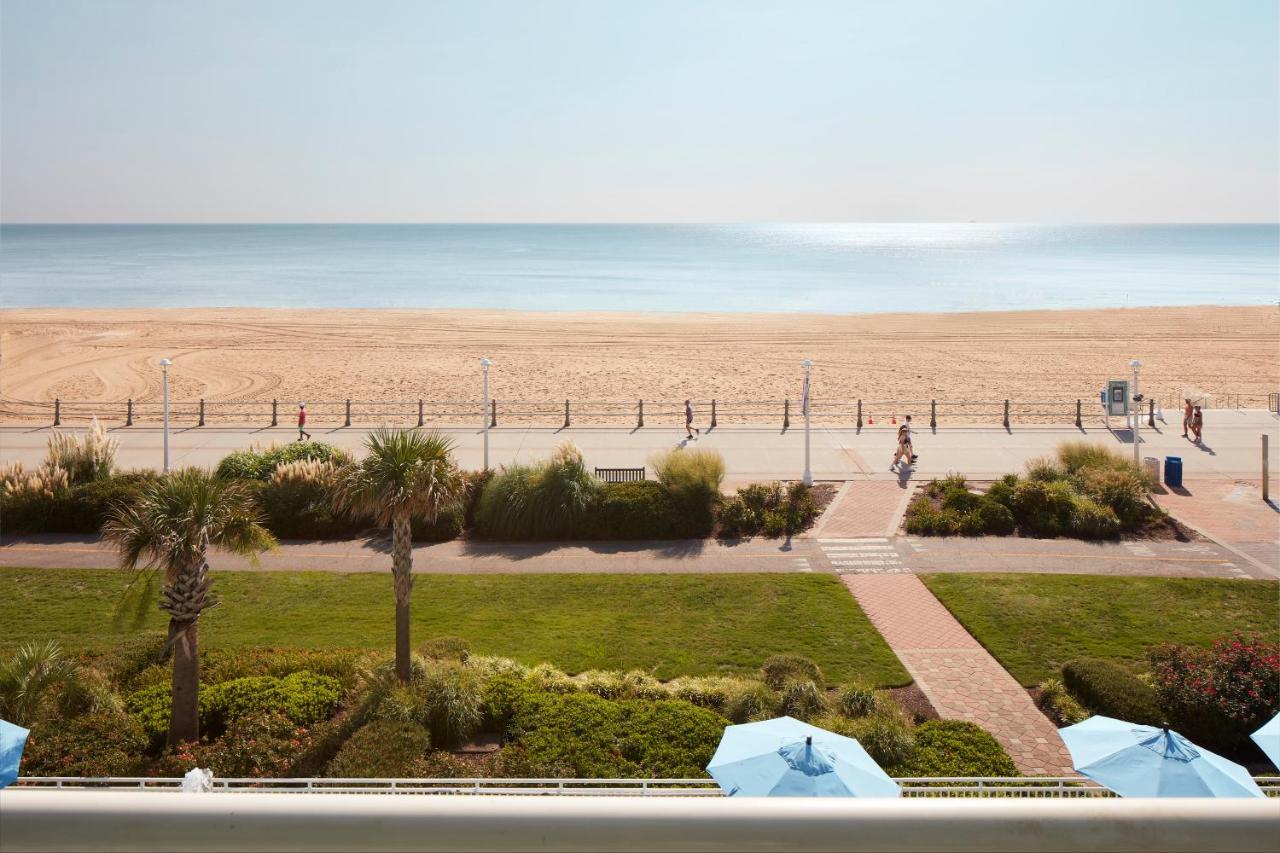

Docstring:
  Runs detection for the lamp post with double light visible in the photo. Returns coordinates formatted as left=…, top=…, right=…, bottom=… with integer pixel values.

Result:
left=802, top=359, right=813, bottom=486
left=159, top=358, right=172, bottom=473
left=481, top=357, right=491, bottom=471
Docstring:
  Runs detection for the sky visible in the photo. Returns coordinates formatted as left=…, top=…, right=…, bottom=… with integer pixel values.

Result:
left=1, top=0, right=1277, bottom=223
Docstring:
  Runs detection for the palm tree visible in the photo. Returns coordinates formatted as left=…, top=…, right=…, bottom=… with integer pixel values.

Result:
left=103, top=468, right=274, bottom=745
left=0, top=641, right=92, bottom=726
left=334, top=429, right=465, bottom=683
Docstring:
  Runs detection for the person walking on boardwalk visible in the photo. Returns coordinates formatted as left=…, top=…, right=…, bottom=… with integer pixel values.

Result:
left=1191, top=405, right=1203, bottom=443
left=685, top=399, right=700, bottom=440
left=1182, top=398, right=1194, bottom=438
left=297, top=402, right=311, bottom=442
left=891, top=415, right=917, bottom=469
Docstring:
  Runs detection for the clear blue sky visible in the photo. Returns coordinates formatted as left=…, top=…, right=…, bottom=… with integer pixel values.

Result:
left=2, top=0, right=1276, bottom=223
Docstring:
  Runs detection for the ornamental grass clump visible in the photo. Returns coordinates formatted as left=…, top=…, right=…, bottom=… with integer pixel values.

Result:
left=46, top=419, right=118, bottom=484
left=759, top=654, right=824, bottom=690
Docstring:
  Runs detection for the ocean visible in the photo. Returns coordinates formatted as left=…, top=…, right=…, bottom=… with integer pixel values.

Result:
left=0, top=223, right=1276, bottom=313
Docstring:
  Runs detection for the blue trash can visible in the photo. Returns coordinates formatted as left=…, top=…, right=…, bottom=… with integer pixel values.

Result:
left=1165, top=456, right=1183, bottom=489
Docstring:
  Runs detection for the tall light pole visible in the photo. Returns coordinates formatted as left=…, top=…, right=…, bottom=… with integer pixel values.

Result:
left=802, top=359, right=813, bottom=486
left=159, top=358, right=172, bottom=473
left=1130, top=359, right=1142, bottom=468
left=480, top=357, right=491, bottom=471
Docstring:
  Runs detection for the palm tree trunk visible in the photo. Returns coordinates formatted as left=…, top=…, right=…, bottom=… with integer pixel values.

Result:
left=169, top=618, right=200, bottom=746
left=391, top=510, right=414, bottom=683
left=160, top=557, right=214, bottom=746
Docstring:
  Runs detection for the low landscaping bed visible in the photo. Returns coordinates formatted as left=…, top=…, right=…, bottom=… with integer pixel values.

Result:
left=7, top=639, right=1014, bottom=780
left=904, top=442, right=1177, bottom=540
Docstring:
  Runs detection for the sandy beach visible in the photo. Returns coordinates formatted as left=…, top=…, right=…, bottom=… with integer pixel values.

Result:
left=1, top=306, right=1276, bottom=424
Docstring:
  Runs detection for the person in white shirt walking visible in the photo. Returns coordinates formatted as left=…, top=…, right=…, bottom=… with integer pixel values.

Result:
left=685, top=399, right=700, bottom=440
left=891, top=415, right=917, bottom=469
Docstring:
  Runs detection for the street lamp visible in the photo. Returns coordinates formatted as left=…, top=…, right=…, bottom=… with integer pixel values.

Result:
left=159, top=358, right=172, bottom=473
left=801, top=359, right=813, bottom=486
left=480, top=357, right=491, bottom=471
left=1130, top=359, right=1142, bottom=468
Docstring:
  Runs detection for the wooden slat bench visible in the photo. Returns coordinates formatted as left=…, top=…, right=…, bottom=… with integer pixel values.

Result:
left=594, top=467, right=646, bottom=483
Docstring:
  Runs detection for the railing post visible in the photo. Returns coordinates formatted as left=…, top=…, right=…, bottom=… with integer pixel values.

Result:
left=490, top=399, right=497, bottom=428
left=1002, top=399, right=1010, bottom=429
left=417, top=399, right=425, bottom=428
left=198, top=398, right=205, bottom=427
left=563, top=399, right=570, bottom=429
left=783, top=399, right=790, bottom=430
left=1263, top=434, right=1270, bottom=503
left=126, top=398, right=133, bottom=427
left=1075, top=398, right=1082, bottom=429
left=271, top=399, right=278, bottom=427
left=53, top=398, right=61, bottom=426
left=930, top=399, right=937, bottom=430
left=345, top=399, right=352, bottom=428
left=710, top=398, right=717, bottom=428
left=1148, top=398, right=1155, bottom=428
left=637, top=399, right=644, bottom=428
left=857, top=399, right=862, bottom=429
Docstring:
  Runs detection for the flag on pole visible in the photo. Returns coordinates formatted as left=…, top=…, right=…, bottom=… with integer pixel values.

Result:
left=801, top=374, right=811, bottom=417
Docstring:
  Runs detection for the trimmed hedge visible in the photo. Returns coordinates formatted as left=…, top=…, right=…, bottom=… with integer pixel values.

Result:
left=326, top=720, right=431, bottom=777
left=1061, top=658, right=1163, bottom=727
left=508, top=692, right=727, bottom=778
left=22, top=711, right=148, bottom=777
left=127, top=671, right=342, bottom=741
left=214, top=442, right=346, bottom=481
left=584, top=481, right=686, bottom=539
left=888, top=720, right=1018, bottom=777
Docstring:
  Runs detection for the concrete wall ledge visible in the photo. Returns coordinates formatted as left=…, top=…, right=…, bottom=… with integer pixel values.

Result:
left=2, top=790, right=1279, bottom=853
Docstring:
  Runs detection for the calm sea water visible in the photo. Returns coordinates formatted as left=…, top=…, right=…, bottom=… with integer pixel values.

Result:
left=1, top=223, right=1276, bottom=313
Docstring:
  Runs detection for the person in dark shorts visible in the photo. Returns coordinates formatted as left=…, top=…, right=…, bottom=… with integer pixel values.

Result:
left=297, top=403, right=311, bottom=442
left=1191, top=406, right=1203, bottom=443
left=685, top=399, right=699, bottom=439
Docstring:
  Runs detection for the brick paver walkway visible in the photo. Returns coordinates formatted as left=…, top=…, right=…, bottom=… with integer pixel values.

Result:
left=1155, top=479, right=1280, bottom=576
left=814, top=481, right=915, bottom=538
left=842, top=573, right=1073, bottom=775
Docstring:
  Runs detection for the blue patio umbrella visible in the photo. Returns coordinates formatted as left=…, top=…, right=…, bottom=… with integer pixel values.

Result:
left=1, top=719, right=31, bottom=789
left=1061, top=715, right=1264, bottom=798
left=706, top=716, right=900, bottom=797
left=1250, top=714, right=1280, bottom=770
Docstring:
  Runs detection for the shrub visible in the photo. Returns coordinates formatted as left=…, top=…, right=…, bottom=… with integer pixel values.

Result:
left=985, top=474, right=1019, bottom=509
left=1149, top=633, right=1279, bottom=751
left=326, top=720, right=431, bottom=777
left=46, top=420, right=118, bottom=484
left=200, top=648, right=370, bottom=688
left=835, top=683, right=881, bottom=719
left=480, top=744, right=572, bottom=779
left=128, top=670, right=342, bottom=740
left=1011, top=479, right=1077, bottom=537
left=412, top=662, right=485, bottom=748
left=255, top=476, right=363, bottom=540
left=473, top=463, right=539, bottom=539
left=531, top=443, right=601, bottom=539
left=845, top=711, right=916, bottom=767
left=778, top=680, right=828, bottom=721
left=1035, top=678, right=1089, bottom=726
left=480, top=673, right=539, bottom=730
left=974, top=499, right=1016, bottom=535
left=1056, top=442, right=1136, bottom=476
left=215, top=442, right=347, bottom=482
left=0, top=471, right=158, bottom=534
left=1067, top=495, right=1121, bottom=540
left=22, top=711, right=148, bottom=777
left=889, top=720, right=1017, bottom=777
left=1073, top=467, right=1151, bottom=527
left=617, top=700, right=727, bottom=778
left=508, top=692, right=633, bottom=777
left=86, top=631, right=169, bottom=691
left=1061, top=658, right=1163, bottom=727
left=154, top=711, right=313, bottom=778
left=716, top=481, right=820, bottom=538
left=410, top=502, right=465, bottom=542
left=723, top=683, right=779, bottom=724
left=652, top=448, right=723, bottom=536
left=1024, top=456, right=1066, bottom=483
left=759, top=654, right=824, bottom=690
left=903, top=500, right=960, bottom=536
left=418, top=636, right=470, bottom=663
left=585, top=480, right=683, bottom=539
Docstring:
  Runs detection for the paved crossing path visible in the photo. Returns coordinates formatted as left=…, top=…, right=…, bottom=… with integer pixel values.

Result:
left=842, top=572, right=1074, bottom=776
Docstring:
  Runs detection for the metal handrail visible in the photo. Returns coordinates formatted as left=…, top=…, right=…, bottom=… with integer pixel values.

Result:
left=16, top=776, right=1280, bottom=797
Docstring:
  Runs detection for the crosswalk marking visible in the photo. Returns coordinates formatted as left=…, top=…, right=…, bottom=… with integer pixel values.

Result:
left=818, top=538, right=908, bottom=574
left=792, top=557, right=813, bottom=573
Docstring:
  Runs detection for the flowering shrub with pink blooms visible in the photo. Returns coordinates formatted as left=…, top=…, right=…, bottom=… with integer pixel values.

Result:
left=1149, top=632, right=1279, bottom=751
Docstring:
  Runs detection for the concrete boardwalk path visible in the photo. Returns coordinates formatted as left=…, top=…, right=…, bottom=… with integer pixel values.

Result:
left=3, top=410, right=1274, bottom=483
left=843, top=572, right=1074, bottom=775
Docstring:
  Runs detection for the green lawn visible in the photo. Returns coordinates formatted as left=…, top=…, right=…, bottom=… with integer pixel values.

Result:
left=0, top=569, right=908, bottom=685
left=921, top=573, right=1280, bottom=686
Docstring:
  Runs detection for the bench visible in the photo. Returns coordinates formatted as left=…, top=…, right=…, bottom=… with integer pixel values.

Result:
left=594, top=467, right=646, bottom=483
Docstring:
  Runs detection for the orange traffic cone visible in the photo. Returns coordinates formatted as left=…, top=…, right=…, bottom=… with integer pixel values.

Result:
left=891, top=414, right=897, bottom=424
left=868, top=414, right=874, bottom=424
